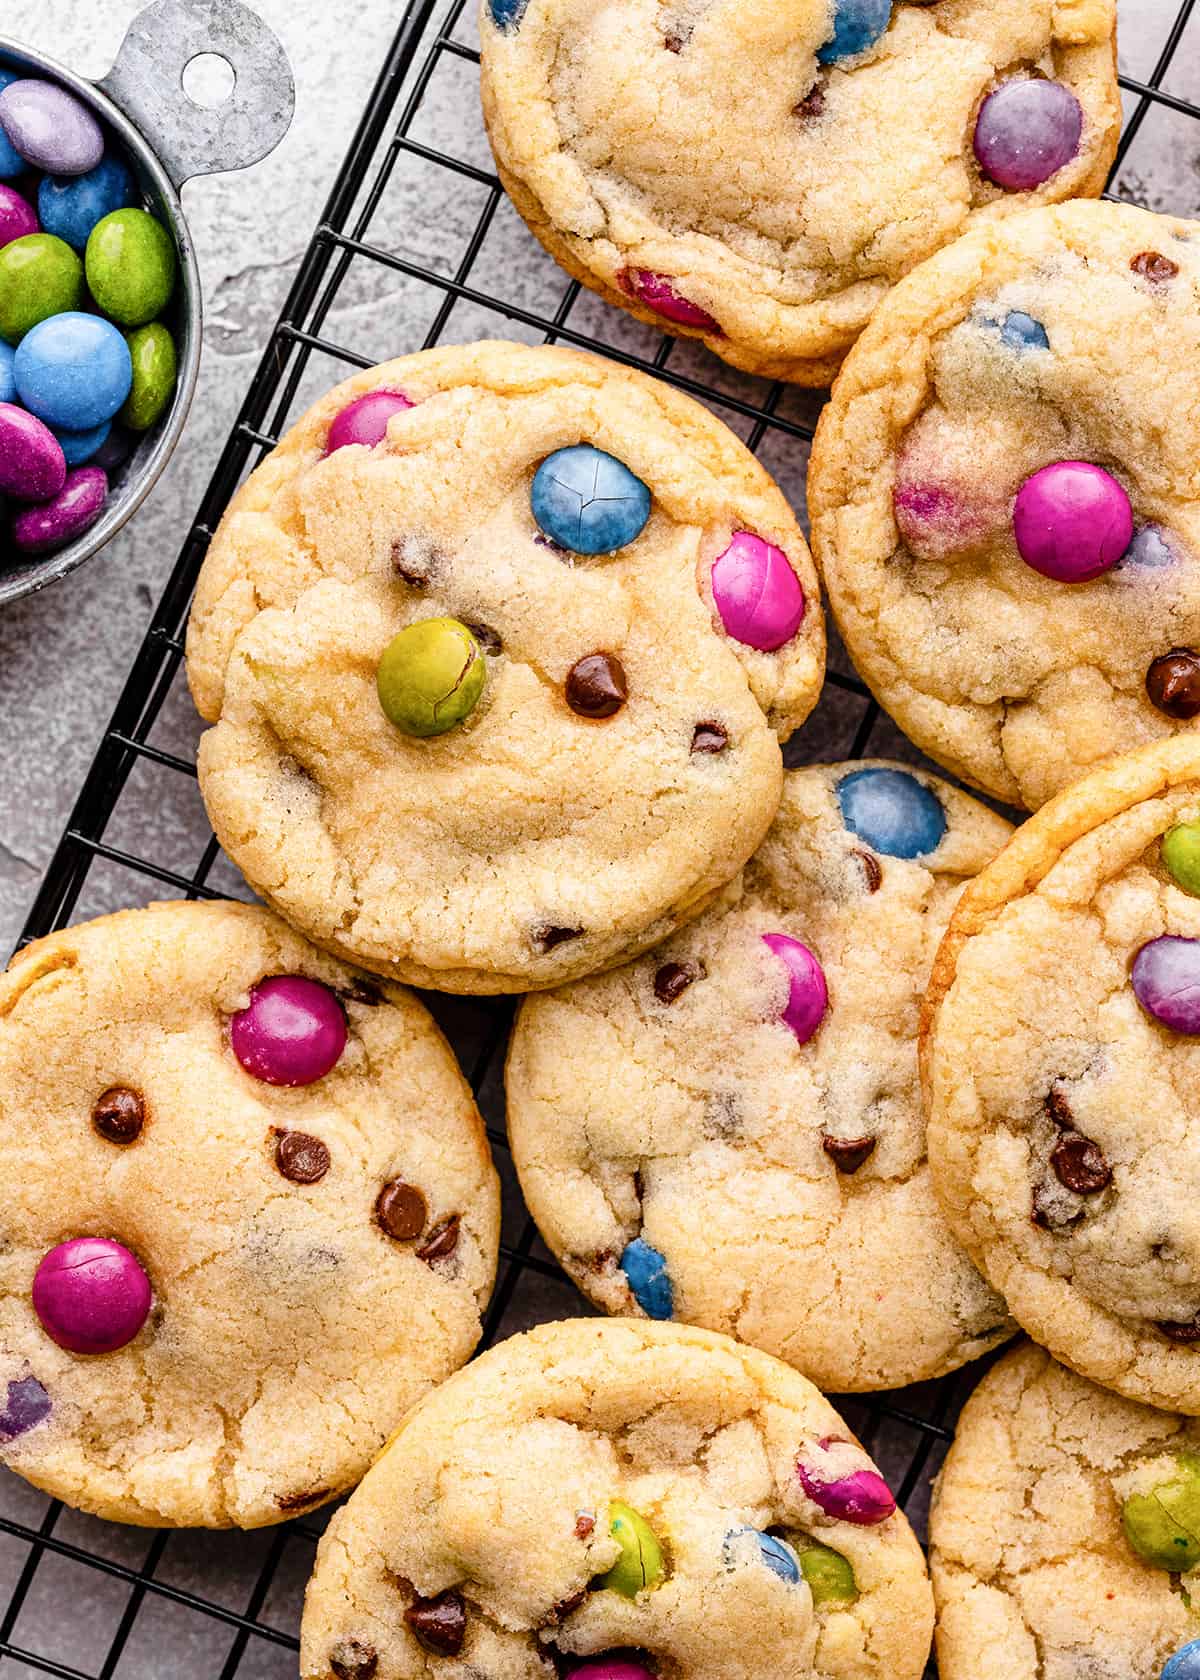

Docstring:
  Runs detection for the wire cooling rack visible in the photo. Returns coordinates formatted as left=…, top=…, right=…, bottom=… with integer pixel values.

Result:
left=2, top=0, right=1198, bottom=1672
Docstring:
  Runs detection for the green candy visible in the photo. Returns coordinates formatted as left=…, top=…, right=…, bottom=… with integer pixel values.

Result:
left=376, top=618, right=485, bottom=738
left=593, top=1501, right=665, bottom=1598
left=0, top=234, right=84, bottom=344
left=798, top=1542, right=858, bottom=1606
left=1122, top=1452, right=1200, bottom=1570
left=1163, top=822, right=1200, bottom=898
left=85, top=209, right=176, bottom=328
left=122, top=323, right=177, bottom=431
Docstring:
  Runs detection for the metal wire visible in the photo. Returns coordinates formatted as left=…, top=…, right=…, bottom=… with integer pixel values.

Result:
left=5, top=1, right=1198, bottom=1672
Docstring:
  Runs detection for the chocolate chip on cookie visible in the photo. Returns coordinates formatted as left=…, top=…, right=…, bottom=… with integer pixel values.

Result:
left=417, top=1217, right=460, bottom=1264
left=405, top=1591, right=467, bottom=1657
left=375, top=1180, right=429, bottom=1242
left=653, top=959, right=703, bottom=1003
left=566, top=653, right=627, bottom=719
left=91, top=1086, right=145, bottom=1144
left=275, top=1130, right=331, bottom=1184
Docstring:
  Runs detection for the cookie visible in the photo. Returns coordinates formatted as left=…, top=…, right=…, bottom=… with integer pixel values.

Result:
left=931, top=1342, right=1200, bottom=1680
left=0, top=900, right=500, bottom=1526
left=809, top=200, right=1200, bottom=810
left=300, top=1317, right=934, bottom=1680
left=923, top=735, right=1200, bottom=1415
left=186, top=341, right=824, bottom=994
left=479, top=0, right=1119, bottom=385
left=506, top=761, right=1014, bottom=1393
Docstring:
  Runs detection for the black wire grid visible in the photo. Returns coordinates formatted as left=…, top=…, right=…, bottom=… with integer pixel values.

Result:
left=1, top=0, right=1198, bottom=1672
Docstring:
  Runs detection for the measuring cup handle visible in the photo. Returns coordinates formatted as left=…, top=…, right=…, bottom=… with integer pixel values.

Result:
left=96, top=0, right=295, bottom=188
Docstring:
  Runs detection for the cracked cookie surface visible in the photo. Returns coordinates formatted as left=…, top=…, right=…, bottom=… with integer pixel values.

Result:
left=186, top=341, right=823, bottom=994
left=506, top=762, right=1014, bottom=1393
left=931, top=1342, right=1200, bottom=1680
left=0, top=900, right=499, bottom=1527
left=924, top=735, right=1200, bottom=1414
left=479, top=0, right=1118, bottom=385
left=300, top=1317, right=934, bottom=1680
left=809, top=200, right=1200, bottom=809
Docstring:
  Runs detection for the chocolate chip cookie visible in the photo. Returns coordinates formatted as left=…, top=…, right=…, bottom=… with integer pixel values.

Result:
left=0, top=899, right=499, bottom=1526
left=186, top=341, right=824, bottom=994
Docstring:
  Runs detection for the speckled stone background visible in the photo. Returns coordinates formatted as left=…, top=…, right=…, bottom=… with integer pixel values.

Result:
left=0, top=0, right=1196, bottom=1674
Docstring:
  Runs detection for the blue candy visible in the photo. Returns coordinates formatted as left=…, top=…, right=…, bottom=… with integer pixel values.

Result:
left=14, top=311, right=132, bottom=430
left=1124, top=524, right=1174, bottom=567
left=997, top=310, right=1049, bottom=352
left=54, top=418, right=111, bottom=466
left=0, top=71, right=22, bottom=180
left=489, top=0, right=528, bottom=23
left=621, top=1237, right=673, bottom=1319
left=817, top=0, right=892, bottom=63
left=1163, top=1640, right=1200, bottom=1680
left=38, top=156, right=135, bottom=251
left=836, top=767, right=947, bottom=860
left=723, top=1528, right=801, bottom=1584
left=0, top=339, right=14, bottom=404
left=531, top=445, right=651, bottom=555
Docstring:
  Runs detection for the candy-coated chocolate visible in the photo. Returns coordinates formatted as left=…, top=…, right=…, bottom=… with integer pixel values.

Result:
left=0, top=401, right=66, bottom=500
left=1122, top=1452, right=1200, bottom=1569
left=723, top=1527, right=802, bottom=1584
left=1162, top=823, right=1200, bottom=898
left=1013, top=460, right=1132, bottom=582
left=564, top=1664, right=655, bottom=1680
left=324, top=389, right=414, bottom=454
left=121, top=322, right=177, bottom=431
left=230, top=975, right=347, bottom=1086
left=620, top=268, right=720, bottom=332
left=377, top=617, right=486, bottom=737
left=0, top=1375, right=51, bottom=1440
left=12, top=464, right=107, bottom=554
left=90, top=424, right=133, bottom=475
left=532, top=444, right=651, bottom=555
left=489, top=0, right=528, bottom=24
left=85, top=207, right=176, bottom=327
left=798, top=1542, right=859, bottom=1605
left=1131, top=936, right=1200, bottom=1035
left=14, top=311, right=132, bottom=430
left=0, top=233, right=84, bottom=344
left=0, top=71, right=22, bottom=179
left=0, top=80, right=104, bottom=176
left=798, top=1443, right=896, bottom=1524
left=620, top=1236, right=673, bottom=1319
left=974, top=78, right=1083, bottom=191
left=836, top=766, right=946, bottom=859
left=818, top=0, right=892, bottom=63
left=710, top=530, right=805, bottom=650
left=997, top=310, right=1049, bottom=352
left=0, top=183, right=38, bottom=250
left=1163, top=1638, right=1200, bottom=1680
left=32, top=1237, right=151, bottom=1354
left=762, top=933, right=827, bottom=1044
left=1124, top=524, right=1174, bottom=568
left=54, top=419, right=110, bottom=467
left=38, top=156, right=135, bottom=250
left=594, top=1501, right=665, bottom=1597
left=0, top=340, right=14, bottom=405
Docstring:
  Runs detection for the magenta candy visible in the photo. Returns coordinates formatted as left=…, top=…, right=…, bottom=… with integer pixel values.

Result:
left=763, top=933, right=828, bottom=1044
left=711, top=531, right=806, bottom=651
left=621, top=268, right=721, bottom=332
left=0, top=183, right=37, bottom=250
left=974, top=78, right=1083, bottom=192
left=230, top=975, right=347, bottom=1086
left=1013, top=461, right=1133, bottom=582
left=0, top=81, right=105, bottom=177
left=0, top=401, right=66, bottom=501
left=798, top=1442, right=896, bottom=1525
left=564, top=1665, right=656, bottom=1680
left=324, top=390, right=414, bottom=455
left=12, top=464, right=107, bottom=554
left=32, top=1238, right=151, bottom=1355
left=1132, top=936, right=1200, bottom=1035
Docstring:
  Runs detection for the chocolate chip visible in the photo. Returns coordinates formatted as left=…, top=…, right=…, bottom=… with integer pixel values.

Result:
left=463, top=620, right=503, bottom=656
left=1050, top=1131, right=1112, bottom=1195
left=330, top=1639, right=378, bottom=1680
left=91, top=1086, right=145, bottom=1145
left=854, top=850, right=882, bottom=893
left=822, top=1134, right=877, bottom=1174
left=794, top=82, right=826, bottom=119
left=654, top=959, right=703, bottom=1003
left=633, top=1168, right=645, bottom=1203
left=544, top=1587, right=587, bottom=1623
left=1045, top=1084, right=1075, bottom=1129
left=391, top=539, right=432, bottom=588
left=276, top=1131, right=331, bottom=1185
left=664, top=31, right=685, bottom=51
left=575, top=1511, right=595, bottom=1539
left=534, top=531, right=566, bottom=554
left=532, top=923, right=583, bottom=952
left=1147, top=649, right=1200, bottom=719
left=342, top=979, right=384, bottom=1006
left=691, top=721, right=728, bottom=754
left=405, top=1591, right=467, bottom=1657
left=566, top=652, right=628, bottom=719
left=417, top=1216, right=460, bottom=1264
left=1158, top=1317, right=1200, bottom=1343
left=1132, top=250, right=1180, bottom=283
left=276, top=1486, right=330, bottom=1511
left=376, top=1180, right=429, bottom=1242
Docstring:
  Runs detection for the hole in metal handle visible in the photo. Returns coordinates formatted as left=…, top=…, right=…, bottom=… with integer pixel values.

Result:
left=181, top=52, right=237, bottom=111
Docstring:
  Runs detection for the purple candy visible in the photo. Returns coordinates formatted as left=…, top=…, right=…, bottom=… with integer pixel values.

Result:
left=230, top=975, right=347, bottom=1086
left=1132, top=936, right=1200, bottom=1035
left=324, top=390, right=414, bottom=455
left=798, top=1440, right=896, bottom=1525
left=1013, top=461, right=1133, bottom=582
left=620, top=268, right=721, bottom=332
left=565, top=1665, right=656, bottom=1680
left=974, top=78, right=1083, bottom=192
left=763, top=933, right=828, bottom=1044
left=0, top=81, right=105, bottom=177
left=0, top=182, right=37, bottom=250
left=12, top=465, right=107, bottom=554
left=0, top=402, right=66, bottom=501
left=90, top=423, right=134, bottom=475
left=711, top=531, right=806, bottom=651
left=0, top=1376, right=51, bottom=1439
left=32, top=1238, right=151, bottom=1355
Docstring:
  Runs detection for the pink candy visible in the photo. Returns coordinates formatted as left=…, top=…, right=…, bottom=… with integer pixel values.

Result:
left=0, top=183, right=37, bottom=250
left=763, top=934, right=827, bottom=1044
left=565, top=1665, right=656, bottom=1680
left=620, top=268, right=720, bottom=332
left=32, top=1237, right=151, bottom=1355
left=324, top=389, right=414, bottom=455
left=1013, top=460, right=1133, bottom=582
left=798, top=1440, right=896, bottom=1526
left=0, top=402, right=66, bottom=501
left=711, top=531, right=805, bottom=651
left=230, top=974, right=347, bottom=1087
